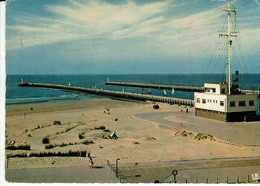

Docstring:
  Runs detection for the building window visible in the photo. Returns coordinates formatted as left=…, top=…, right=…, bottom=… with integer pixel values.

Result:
left=221, top=88, right=225, bottom=94
left=213, top=88, right=216, bottom=93
left=202, top=99, right=206, bottom=104
left=220, top=101, right=224, bottom=106
left=249, top=100, right=254, bottom=106
left=216, top=100, right=218, bottom=104
left=230, top=101, right=235, bottom=107
left=197, top=98, right=200, bottom=103
left=213, top=100, right=215, bottom=103
left=239, top=101, right=246, bottom=107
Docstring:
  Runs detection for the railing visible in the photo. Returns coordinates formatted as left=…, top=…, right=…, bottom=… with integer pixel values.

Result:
left=19, top=82, right=194, bottom=106
left=105, top=81, right=205, bottom=92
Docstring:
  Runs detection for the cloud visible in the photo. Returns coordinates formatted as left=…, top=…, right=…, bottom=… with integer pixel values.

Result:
left=7, top=0, right=172, bottom=50
left=6, top=0, right=260, bottom=63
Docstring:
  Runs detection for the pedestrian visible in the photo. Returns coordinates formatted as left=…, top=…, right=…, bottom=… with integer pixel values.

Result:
left=89, top=157, right=94, bottom=169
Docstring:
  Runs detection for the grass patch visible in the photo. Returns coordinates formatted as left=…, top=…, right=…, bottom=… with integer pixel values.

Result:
left=6, top=145, right=31, bottom=150
left=181, top=131, right=192, bottom=137
left=45, top=142, right=81, bottom=149
left=146, top=137, right=156, bottom=141
left=78, top=133, right=85, bottom=139
left=42, top=137, right=50, bottom=144
left=94, top=125, right=106, bottom=130
left=45, top=145, right=55, bottom=149
left=7, top=151, right=87, bottom=158
left=194, top=133, right=208, bottom=140
left=82, top=140, right=94, bottom=145
left=53, top=120, right=61, bottom=125
left=54, top=123, right=83, bottom=136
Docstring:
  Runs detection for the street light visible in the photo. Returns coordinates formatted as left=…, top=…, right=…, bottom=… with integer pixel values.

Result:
left=172, top=169, right=178, bottom=183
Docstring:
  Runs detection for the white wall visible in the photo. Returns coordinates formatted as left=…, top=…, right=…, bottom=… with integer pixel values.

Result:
left=194, top=92, right=227, bottom=112
left=194, top=92, right=258, bottom=113
left=227, top=94, right=258, bottom=113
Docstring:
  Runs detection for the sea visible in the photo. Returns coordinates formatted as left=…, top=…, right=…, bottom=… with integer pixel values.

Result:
left=5, top=74, right=260, bottom=113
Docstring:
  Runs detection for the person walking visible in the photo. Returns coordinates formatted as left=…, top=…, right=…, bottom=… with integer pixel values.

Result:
left=89, top=157, right=94, bottom=169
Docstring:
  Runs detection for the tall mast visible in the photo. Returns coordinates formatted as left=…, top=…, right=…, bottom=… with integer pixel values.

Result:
left=219, top=0, right=238, bottom=95
left=227, top=0, right=232, bottom=95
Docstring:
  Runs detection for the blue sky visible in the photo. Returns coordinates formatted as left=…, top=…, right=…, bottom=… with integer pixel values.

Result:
left=6, top=0, right=260, bottom=74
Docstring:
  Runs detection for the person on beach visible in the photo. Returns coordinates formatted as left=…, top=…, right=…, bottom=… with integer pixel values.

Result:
left=89, top=157, right=94, bottom=169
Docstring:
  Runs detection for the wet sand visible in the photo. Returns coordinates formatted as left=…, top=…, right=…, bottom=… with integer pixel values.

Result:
left=5, top=98, right=260, bottom=170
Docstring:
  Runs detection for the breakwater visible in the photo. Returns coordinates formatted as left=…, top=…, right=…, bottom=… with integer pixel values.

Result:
left=105, top=81, right=260, bottom=96
left=18, top=82, right=194, bottom=106
left=105, top=81, right=204, bottom=92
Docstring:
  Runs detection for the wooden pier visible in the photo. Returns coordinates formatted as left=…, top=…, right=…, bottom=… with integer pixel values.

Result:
left=105, top=81, right=260, bottom=96
left=18, top=82, right=194, bottom=106
left=105, top=81, right=205, bottom=92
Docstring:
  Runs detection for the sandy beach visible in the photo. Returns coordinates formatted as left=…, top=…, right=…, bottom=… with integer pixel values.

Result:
left=5, top=97, right=260, bottom=171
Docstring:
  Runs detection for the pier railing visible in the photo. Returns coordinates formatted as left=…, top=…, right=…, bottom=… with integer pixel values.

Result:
left=105, top=81, right=205, bottom=92
left=18, top=82, right=194, bottom=106
left=105, top=81, right=260, bottom=96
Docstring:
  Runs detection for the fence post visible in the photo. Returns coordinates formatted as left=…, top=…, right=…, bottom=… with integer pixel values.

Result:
left=195, top=179, right=198, bottom=183
left=186, top=179, right=188, bottom=183
left=6, top=157, right=9, bottom=169
left=237, top=176, right=239, bottom=183
left=247, top=175, right=250, bottom=183
left=217, top=177, right=218, bottom=184
left=206, top=178, right=208, bottom=183
left=226, top=177, right=229, bottom=184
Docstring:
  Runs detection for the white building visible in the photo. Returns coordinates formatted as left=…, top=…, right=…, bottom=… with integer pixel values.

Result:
left=194, top=83, right=258, bottom=122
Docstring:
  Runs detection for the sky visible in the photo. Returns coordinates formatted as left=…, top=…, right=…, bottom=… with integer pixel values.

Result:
left=5, top=0, right=260, bottom=74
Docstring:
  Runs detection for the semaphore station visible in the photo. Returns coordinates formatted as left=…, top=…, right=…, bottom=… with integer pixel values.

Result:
left=194, top=1, right=258, bottom=122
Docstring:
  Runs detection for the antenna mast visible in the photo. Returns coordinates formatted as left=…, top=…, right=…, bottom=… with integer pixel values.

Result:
left=219, top=0, right=238, bottom=95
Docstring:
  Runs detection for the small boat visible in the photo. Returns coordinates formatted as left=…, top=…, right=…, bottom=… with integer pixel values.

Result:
left=122, top=88, right=124, bottom=93
left=171, top=88, right=175, bottom=95
left=148, top=88, right=152, bottom=93
left=163, top=89, right=167, bottom=96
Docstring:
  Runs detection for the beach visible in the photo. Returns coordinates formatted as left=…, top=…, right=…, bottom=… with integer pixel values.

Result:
left=5, top=98, right=260, bottom=172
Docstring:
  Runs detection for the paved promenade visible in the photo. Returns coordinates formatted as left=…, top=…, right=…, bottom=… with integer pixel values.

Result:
left=5, top=165, right=119, bottom=183
left=118, top=157, right=260, bottom=183
left=135, top=109, right=260, bottom=146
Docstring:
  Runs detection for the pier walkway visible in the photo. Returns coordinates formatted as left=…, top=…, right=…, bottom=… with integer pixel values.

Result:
left=18, top=82, right=194, bottom=106
left=105, top=81, right=260, bottom=96
left=105, top=81, right=204, bottom=92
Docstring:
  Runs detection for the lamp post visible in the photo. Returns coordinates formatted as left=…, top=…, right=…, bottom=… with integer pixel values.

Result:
left=116, top=158, right=120, bottom=178
left=172, top=170, right=178, bottom=183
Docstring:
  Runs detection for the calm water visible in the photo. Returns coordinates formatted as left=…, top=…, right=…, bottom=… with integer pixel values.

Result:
left=6, top=74, right=260, bottom=113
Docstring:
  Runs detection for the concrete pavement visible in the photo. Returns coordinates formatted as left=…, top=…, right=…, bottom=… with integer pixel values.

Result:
left=135, top=109, right=260, bottom=146
left=5, top=165, right=119, bottom=183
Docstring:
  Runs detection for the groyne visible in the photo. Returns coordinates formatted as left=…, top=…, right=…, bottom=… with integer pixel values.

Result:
left=18, top=82, right=194, bottom=106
